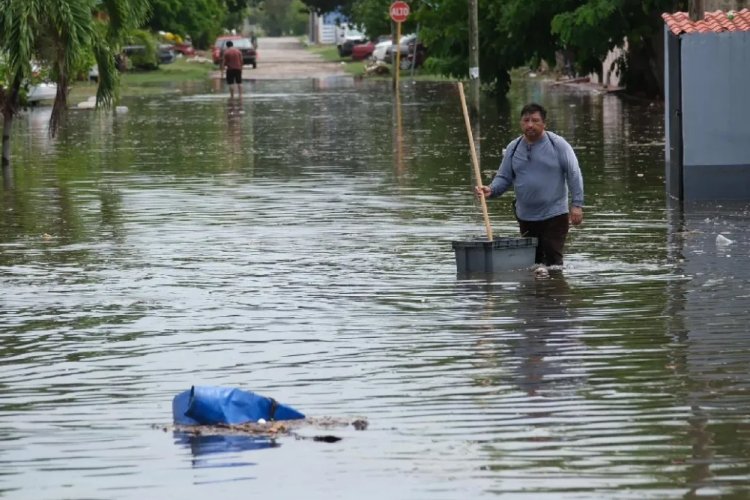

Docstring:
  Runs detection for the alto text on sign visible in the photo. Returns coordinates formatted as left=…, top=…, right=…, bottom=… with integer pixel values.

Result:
left=390, top=1, right=410, bottom=23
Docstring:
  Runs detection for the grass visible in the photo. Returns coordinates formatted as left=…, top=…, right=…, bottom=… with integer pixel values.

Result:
left=120, top=57, right=213, bottom=86
left=306, top=45, right=365, bottom=76
left=68, top=57, right=214, bottom=103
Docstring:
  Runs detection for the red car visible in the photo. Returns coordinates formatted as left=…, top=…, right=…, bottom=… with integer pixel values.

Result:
left=171, top=42, right=196, bottom=57
left=351, top=42, right=375, bottom=61
left=212, top=35, right=257, bottom=68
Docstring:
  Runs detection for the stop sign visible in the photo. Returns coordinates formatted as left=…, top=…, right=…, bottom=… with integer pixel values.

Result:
left=390, top=1, right=410, bottom=23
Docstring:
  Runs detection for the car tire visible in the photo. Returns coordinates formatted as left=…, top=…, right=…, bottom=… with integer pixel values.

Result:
left=252, top=61, right=257, bottom=69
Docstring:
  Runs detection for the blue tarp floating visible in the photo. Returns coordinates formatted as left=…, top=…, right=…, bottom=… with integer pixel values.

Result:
left=172, top=386, right=305, bottom=425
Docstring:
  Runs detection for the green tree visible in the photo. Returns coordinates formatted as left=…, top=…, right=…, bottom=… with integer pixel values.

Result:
left=252, top=0, right=310, bottom=36
left=351, top=0, right=392, bottom=39
left=0, top=0, right=149, bottom=169
left=414, top=0, right=680, bottom=97
left=301, top=0, right=353, bottom=16
left=414, top=0, right=581, bottom=94
left=146, top=0, right=226, bottom=49
left=551, top=0, right=684, bottom=97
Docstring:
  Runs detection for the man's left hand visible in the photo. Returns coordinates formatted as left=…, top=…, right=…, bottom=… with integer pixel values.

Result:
left=570, top=206, right=583, bottom=225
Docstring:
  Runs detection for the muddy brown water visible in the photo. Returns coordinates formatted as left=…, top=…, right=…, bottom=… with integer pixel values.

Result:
left=1, top=75, right=750, bottom=499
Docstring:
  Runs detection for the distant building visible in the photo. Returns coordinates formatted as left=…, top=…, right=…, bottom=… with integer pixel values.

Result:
left=663, top=9, right=750, bottom=200
left=308, top=10, right=349, bottom=45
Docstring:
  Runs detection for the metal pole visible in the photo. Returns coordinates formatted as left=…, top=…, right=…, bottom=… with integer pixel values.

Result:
left=393, top=21, right=402, bottom=90
left=468, top=0, right=480, bottom=116
left=391, top=21, right=401, bottom=89
left=410, top=23, right=420, bottom=77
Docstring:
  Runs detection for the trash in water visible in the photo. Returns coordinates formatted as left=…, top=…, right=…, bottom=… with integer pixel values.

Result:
left=172, top=385, right=305, bottom=426
left=716, top=234, right=734, bottom=246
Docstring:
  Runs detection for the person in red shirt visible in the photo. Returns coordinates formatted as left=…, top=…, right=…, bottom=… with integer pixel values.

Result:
left=221, top=40, right=244, bottom=99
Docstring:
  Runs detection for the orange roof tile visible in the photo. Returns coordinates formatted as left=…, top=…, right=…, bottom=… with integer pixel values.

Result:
left=662, top=9, right=750, bottom=35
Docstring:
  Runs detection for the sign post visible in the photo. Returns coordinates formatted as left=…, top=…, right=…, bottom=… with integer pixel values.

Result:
left=389, top=1, right=410, bottom=90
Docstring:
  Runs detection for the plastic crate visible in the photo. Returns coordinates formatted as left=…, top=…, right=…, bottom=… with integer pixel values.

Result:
left=452, top=237, right=538, bottom=274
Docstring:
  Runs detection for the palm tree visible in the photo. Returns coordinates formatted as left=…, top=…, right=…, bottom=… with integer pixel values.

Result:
left=0, top=0, right=150, bottom=170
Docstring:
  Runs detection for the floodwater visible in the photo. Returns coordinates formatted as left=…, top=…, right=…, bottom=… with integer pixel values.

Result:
left=1, top=75, right=749, bottom=499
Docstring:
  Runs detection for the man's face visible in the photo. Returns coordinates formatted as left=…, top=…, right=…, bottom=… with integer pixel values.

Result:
left=521, top=112, right=545, bottom=142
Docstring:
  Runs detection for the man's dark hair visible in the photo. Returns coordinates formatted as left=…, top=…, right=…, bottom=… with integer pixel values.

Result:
left=520, top=103, right=546, bottom=121
left=226, top=40, right=233, bottom=48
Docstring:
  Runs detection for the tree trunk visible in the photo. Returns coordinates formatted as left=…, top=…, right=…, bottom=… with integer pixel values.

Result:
left=1, top=74, right=22, bottom=170
left=689, top=0, right=704, bottom=21
left=50, top=72, right=69, bottom=137
left=1, top=112, right=13, bottom=170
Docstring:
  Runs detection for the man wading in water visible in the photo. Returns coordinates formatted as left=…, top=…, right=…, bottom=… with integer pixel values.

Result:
left=221, top=40, right=243, bottom=100
left=475, top=103, right=584, bottom=267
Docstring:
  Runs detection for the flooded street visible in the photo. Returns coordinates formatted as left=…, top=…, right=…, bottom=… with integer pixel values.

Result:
left=1, top=74, right=750, bottom=499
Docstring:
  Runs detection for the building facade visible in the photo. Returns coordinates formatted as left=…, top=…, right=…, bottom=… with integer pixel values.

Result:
left=663, top=9, right=750, bottom=200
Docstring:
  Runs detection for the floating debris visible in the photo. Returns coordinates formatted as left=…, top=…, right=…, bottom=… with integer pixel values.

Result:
left=157, top=415, right=368, bottom=445
left=716, top=234, right=734, bottom=246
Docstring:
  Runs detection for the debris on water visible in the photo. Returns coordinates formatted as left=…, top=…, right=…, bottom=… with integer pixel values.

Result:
left=158, top=416, right=368, bottom=444
left=716, top=234, right=734, bottom=246
left=311, top=435, right=342, bottom=443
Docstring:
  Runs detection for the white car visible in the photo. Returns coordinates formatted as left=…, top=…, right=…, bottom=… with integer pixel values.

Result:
left=27, top=82, right=57, bottom=104
left=372, top=39, right=393, bottom=62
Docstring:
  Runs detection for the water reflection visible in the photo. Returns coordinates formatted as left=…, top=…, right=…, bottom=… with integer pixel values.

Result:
left=666, top=200, right=750, bottom=496
left=465, top=271, right=585, bottom=399
left=174, top=431, right=277, bottom=469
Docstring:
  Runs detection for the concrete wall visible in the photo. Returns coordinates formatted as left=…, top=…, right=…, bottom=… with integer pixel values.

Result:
left=680, top=32, right=750, bottom=199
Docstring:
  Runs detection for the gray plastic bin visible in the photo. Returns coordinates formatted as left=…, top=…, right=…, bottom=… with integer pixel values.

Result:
left=452, top=237, right=538, bottom=274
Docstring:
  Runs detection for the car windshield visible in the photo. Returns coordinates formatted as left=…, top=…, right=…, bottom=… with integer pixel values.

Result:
left=232, top=38, right=253, bottom=48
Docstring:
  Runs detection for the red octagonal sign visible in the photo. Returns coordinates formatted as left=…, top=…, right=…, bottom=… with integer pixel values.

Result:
left=390, top=1, right=410, bottom=23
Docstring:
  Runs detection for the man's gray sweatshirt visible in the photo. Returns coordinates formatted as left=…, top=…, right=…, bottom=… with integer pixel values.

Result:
left=488, top=131, right=584, bottom=222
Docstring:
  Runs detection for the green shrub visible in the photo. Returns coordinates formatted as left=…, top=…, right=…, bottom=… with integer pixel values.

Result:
left=125, top=29, right=159, bottom=70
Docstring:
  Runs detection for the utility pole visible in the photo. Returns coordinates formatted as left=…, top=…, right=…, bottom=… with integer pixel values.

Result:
left=689, top=0, right=704, bottom=21
left=468, top=0, right=480, bottom=116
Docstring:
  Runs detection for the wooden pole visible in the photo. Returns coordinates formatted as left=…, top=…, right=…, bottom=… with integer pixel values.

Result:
left=457, top=82, right=492, bottom=241
left=468, top=0, right=480, bottom=116
left=393, top=21, right=402, bottom=90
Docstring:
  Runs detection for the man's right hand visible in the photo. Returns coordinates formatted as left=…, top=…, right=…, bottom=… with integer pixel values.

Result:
left=474, top=185, right=491, bottom=198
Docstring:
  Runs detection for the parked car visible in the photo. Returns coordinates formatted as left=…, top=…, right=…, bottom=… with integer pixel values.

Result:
left=27, top=82, right=57, bottom=104
left=372, top=39, right=393, bottom=62
left=385, top=34, right=427, bottom=69
left=171, top=41, right=196, bottom=57
left=336, top=25, right=367, bottom=57
left=158, top=44, right=176, bottom=64
left=212, top=35, right=257, bottom=68
left=352, top=35, right=390, bottom=61
left=351, top=41, right=375, bottom=61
